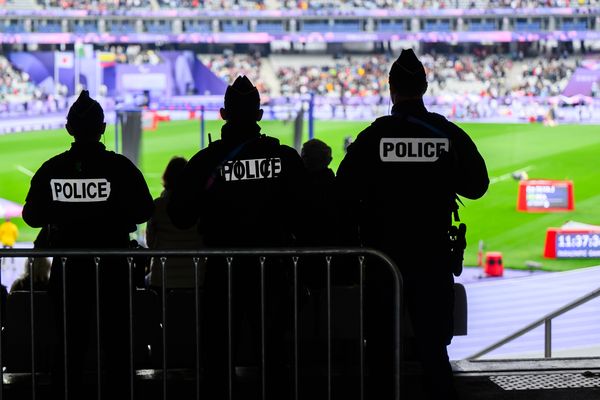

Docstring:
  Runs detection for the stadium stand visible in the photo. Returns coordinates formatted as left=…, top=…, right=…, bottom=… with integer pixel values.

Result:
left=0, top=56, right=67, bottom=117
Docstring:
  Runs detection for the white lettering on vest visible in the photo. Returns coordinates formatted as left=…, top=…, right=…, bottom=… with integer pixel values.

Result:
left=380, top=138, right=449, bottom=162
left=50, top=179, right=111, bottom=202
left=221, top=158, right=282, bottom=182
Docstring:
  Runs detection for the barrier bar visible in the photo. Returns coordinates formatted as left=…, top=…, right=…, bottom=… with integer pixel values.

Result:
left=326, top=256, right=332, bottom=400
left=94, top=257, right=102, bottom=400
left=259, top=256, right=266, bottom=400
left=61, top=257, right=69, bottom=400
left=127, top=257, right=135, bottom=400
left=28, top=258, right=36, bottom=400
left=193, top=257, right=201, bottom=400
left=292, top=256, right=299, bottom=400
left=226, top=257, right=234, bottom=400
left=160, top=256, right=168, bottom=400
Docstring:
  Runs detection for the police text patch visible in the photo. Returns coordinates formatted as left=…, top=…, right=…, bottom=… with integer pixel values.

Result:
left=221, top=158, right=282, bottom=182
left=380, top=138, right=449, bottom=162
left=51, top=179, right=111, bottom=202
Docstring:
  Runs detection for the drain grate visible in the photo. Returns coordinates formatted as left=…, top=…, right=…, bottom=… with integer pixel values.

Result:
left=490, top=373, right=600, bottom=391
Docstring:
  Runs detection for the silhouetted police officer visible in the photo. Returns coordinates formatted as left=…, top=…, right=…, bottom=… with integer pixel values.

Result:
left=168, top=76, right=306, bottom=399
left=23, top=90, right=154, bottom=399
left=337, top=50, right=489, bottom=400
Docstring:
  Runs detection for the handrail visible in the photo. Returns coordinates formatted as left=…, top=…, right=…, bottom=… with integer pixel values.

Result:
left=468, top=286, right=600, bottom=360
left=0, top=247, right=396, bottom=259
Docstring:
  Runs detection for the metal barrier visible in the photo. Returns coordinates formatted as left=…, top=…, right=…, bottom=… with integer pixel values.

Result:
left=0, top=248, right=402, bottom=400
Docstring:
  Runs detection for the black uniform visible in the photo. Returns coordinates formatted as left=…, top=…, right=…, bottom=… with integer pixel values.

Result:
left=168, top=121, right=306, bottom=398
left=337, top=100, right=488, bottom=399
left=23, top=141, right=154, bottom=398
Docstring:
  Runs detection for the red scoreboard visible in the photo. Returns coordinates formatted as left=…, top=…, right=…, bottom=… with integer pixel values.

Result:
left=517, top=180, right=574, bottom=212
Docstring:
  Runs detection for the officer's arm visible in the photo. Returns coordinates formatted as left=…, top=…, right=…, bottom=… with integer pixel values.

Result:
left=22, top=166, right=51, bottom=228
left=146, top=199, right=159, bottom=248
left=280, top=146, right=308, bottom=243
left=449, top=124, right=489, bottom=200
left=167, top=156, right=203, bottom=230
left=125, top=160, right=155, bottom=224
left=336, top=128, right=371, bottom=246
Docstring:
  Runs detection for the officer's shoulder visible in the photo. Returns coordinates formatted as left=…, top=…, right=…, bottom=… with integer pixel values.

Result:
left=371, top=115, right=395, bottom=128
left=425, top=111, right=468, bottom=136
left=106, top=150, right=138, bottom=167
left=259, top=134, right=281, bottom=147
left=39, top=151, right=70, bottom=170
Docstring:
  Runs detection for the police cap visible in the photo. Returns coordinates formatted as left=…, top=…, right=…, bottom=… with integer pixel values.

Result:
left=389, top=49, right=428, bottom=97
left=66, top=90, right=104, bottom=136
left=223, top=76, right=260, bottom=119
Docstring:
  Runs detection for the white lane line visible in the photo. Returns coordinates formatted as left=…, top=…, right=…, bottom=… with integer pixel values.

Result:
left=490, top=165, right=534, bottom=185
left=15, top=165, right=34, bottom=177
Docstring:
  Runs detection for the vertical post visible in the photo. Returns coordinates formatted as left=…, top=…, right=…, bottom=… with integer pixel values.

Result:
left=127, top=257, right=135, bottom=400
left=392, top=261, right=401, bottom=400
left=0, top=256, right=3, bottom=400
left=292, top=256, right=299, bottom=400
left=308, top=93, right=315, bottom=140
left=226, top=257, right=234, bottom=400
left=326, top=256, right=332, bottom=400
left=94, top=257, right=102, bottom=400
left=160, top=257, right=168, bottom=400
left=61, top=257, right=69, bottom=400
left=114, top=112, right=120, bottom=154
left=28, top=258, right=36, bottom=400
left=193, top=257, right=201, bottom=400
left=358, top=256, right=365, bottom=400
left=544, top=319, right=552, bottom=358
left=259, top=257, right=266, bottom=400
left=200, top=106, right=206, bottom=149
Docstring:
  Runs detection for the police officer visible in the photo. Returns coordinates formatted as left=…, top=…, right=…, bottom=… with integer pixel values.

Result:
left=337, top=49, right=489, bottom=400
left=22, top=90, right=154, bottom=399
left=168, top=76, right=306, bottom=399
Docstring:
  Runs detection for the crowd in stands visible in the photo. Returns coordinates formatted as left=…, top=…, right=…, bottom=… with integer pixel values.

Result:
left=271, top=53, right=576, bottom=100
left=109, top=46, right=163, bottom=65
left=204, top=51, right=269, bottom=98
left=277, top=55, right=390, bottom=99
left=42, top=0, right=149, bottom=10
left=0, top=56, right=67, bottom=116
left=29, top=0, right=598, bottom=10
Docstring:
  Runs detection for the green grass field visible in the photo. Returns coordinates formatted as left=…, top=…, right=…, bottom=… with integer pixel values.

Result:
left=1, top=119, right=600, bottom=272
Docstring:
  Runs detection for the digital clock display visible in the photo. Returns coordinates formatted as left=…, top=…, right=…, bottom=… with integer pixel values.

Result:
left=556, top=232, right=600, bottom=258
left=526, top=185, right=569, bottom=210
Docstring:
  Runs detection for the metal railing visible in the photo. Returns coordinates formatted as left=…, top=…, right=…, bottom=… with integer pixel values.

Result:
left=0, top=247, right=403, bottom=400
left=468, top=286, right=600, bottom=360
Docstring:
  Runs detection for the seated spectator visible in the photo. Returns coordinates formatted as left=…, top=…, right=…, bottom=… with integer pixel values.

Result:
left=10, top=227, right=51, bottom=292
left=299, top=138, right=338, bottom=246
left=11, top=257, right=51, bottom=292
left=146, top=157, right=206, bottom=289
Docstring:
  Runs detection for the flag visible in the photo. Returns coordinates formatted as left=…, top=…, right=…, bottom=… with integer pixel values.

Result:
left=55, top=52, right=74, bottom=69
left=98, top=52, right=116, bottom=68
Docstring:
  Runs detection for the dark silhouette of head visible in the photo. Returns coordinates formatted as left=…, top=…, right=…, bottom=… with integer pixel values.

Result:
left=301, top=139, right=332, bottom=173
left=220, top=76, right=263, bottom=123
left=66, top=90, right=106, bottom=141
left=162, top=156, right=188, bottom=192
left=389, top=49, right=428, bottom=103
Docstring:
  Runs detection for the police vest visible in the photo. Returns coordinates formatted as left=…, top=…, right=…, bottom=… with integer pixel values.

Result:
left=50, top=178, right=111, bottom=202
left=378, top=114, right=451, bottom=164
